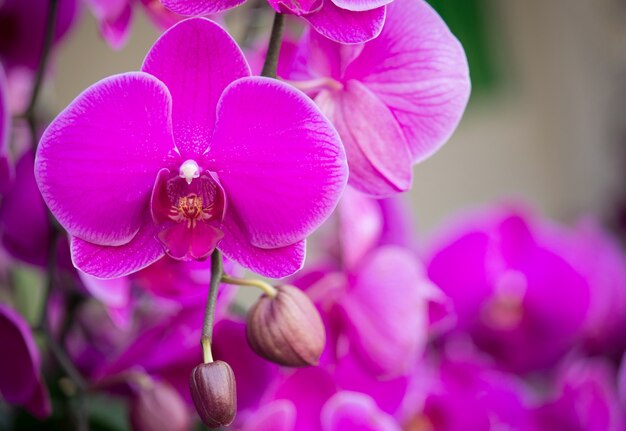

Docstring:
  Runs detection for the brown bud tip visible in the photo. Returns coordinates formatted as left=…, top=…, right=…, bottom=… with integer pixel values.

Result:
left=130, top=380, right=190, bottom=431
left=189, top=361, right=237, bottom=428
left=246, top=284, right=326, bottom=367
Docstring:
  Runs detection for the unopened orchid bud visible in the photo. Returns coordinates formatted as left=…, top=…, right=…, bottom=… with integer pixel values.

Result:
left=189, top=361, right=236, bottom=428
left=130, top=380, right=190, bottom=431
left=246, top=284, right=325, bottom=367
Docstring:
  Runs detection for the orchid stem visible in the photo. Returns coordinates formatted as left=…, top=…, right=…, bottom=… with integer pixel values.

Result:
left=261, top=12, right=285, bottom=78
left=24, top=0, right=59, bottom=142
left=202, top=249, right=223, bottom=363
left=221, top=274, right=278, bottom=297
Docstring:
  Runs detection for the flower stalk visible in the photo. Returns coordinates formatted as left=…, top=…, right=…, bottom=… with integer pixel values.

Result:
left=201, top=249, right=224, bottom=363
left=260, top=12, right=285, bottom=78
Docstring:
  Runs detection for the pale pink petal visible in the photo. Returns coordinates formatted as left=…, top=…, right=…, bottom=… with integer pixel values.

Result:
left=241, top=400, right=297, bottom=431
left=35, top=72, right=174, bottom=246
left=267, top=0, right=323, bottom=15
left=142, top=18, right=249, bottom=158
left=316, top=81, right=411, bottom=197
left=211, top=77, right=347, bottom=249
left=338, top=187, right=382, bottom=269
left=78, top=272, right=131, bottom=308
left=70, top=223, right=165, bottom=279
left=305, top=2, right=385, bottom=44
left=339, top=246, right=428, bottom=377
left=321, top=392, right=402, bottom=431
left=161, top=0, right=245, bottom=15
left=346, top=0, right=470, bottom=162
left=218, top=216, right=306, bottom=278
left=329, top=0, right=391, bottom=12
left=84, top=0, right=132, bottom=49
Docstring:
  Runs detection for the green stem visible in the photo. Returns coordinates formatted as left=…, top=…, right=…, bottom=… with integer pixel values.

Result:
left=24, top=0, right=59, bottom=144
left=201, top=249, right=224, bottom=363
left=260, top=12, right=285, bottom=78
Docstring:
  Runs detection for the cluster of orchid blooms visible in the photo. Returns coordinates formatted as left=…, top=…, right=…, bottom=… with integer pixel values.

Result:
left=0, top=0, right=625, bottom=430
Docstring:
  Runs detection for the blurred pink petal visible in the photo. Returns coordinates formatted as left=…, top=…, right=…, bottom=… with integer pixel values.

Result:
left=321, top=391, right=401, bottom=431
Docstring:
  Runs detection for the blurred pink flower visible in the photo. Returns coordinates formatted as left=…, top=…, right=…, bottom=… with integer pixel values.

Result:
left=426, top=206, right=591, bottom=374
left=161, top=0, right=386, bottom=44
left=84, top=0, right=188, bottom=49
left=35, top=17, right=347, bottom=279
left=284, top=0, right=470, bottom=197
left=0, top=0, right=78, bottom=72
left=533, top=358, right=625, bottom=431
left=0, top=304, right=51, bottom=419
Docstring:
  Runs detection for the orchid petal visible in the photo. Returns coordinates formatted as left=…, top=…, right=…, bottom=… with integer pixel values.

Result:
left=211, top=77, right=346, bottom=249
left=346, top=0, right=470, bottom=162
left=218, top=216, right=306, bottom=278
left=70, top=223, right=165, bottom=279
left=305, top=2, right=385, bottom=45
left=339, top=246, right=428, bottom=377
left=316, top=81, right=411, bottom=197
left=161, top=0, right=245, bottom=15
left=329, top=0, right=391, bottom=12
left=0, top=304, right=50, bottom=418
left=241, top=400, right=297, bottom=431
left=142, top=18, right=250, bottom=158
left=321, top=391, right=402, bottom=431
left=35, top=72, right=174, bottom=246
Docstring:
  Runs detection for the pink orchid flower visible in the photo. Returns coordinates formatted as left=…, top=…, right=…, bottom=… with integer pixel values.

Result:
left=35, top=17, right=347, bottom=279
left=285, top=0, right=470, bottom=197
left=161, top=0, right=386, bottom=44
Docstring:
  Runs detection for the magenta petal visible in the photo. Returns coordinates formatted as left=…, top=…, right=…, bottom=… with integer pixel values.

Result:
left=321, top=392, right=401, bottom=431
left=35, top=72, right=174, bottom=246
left=23, top=380, right=52, bottom=419
left=211, top=77, right=347, bottom=249
left=158, top=221, right=223, bottom=261
left=218, top=216, right=306, bottom=278
left=339, top=246, right=428, bottom=377
left=316, top=81, right=412, bottom=197
left=241, top=400, right=296, bottom=431
left=70, top=223, right=165, bottom=279
left=346, top=0, right=470, bottom=162
left=142, top=18, right=249, bottom=158
left=0, top=151, right=51, bottom=266
left=305, top=2, right=385, bottom=44
left=0, top=304, right=50, bottom=418
left=329, top=0, right=391, bottom=11
left=161, top=0, right=245, bottom=15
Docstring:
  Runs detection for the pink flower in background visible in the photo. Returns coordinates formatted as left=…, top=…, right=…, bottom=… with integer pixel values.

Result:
left=84, top=0, right=188, bottom=49
left=35, top=17, right=347, bottom=279
left=0, top=64, right=9, bottom=191
left=401, top=343, right=537, bottom=431
left=0, top=0, right=78, bottom=72
left=0, top=304, right=51, bottom=419
left=544, top=218, right=626, bottom=357
left=533, top=358, right=625, bottom=431
left=284, top=0, right=470, bottom=197
left=161, top=0, right=386, bottom=44
left=426, top=206, right=591, bottom=374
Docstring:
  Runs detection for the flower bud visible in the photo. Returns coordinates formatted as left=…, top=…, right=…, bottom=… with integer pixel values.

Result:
left=189, top=361, right=236, bottom=428
left=130, top=380, right=190, bottom=431
left=246, top=284, right=325, bottom=367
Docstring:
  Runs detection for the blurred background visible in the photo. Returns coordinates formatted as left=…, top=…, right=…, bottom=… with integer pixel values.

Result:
left=51, top=0, right=626, bottom=233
